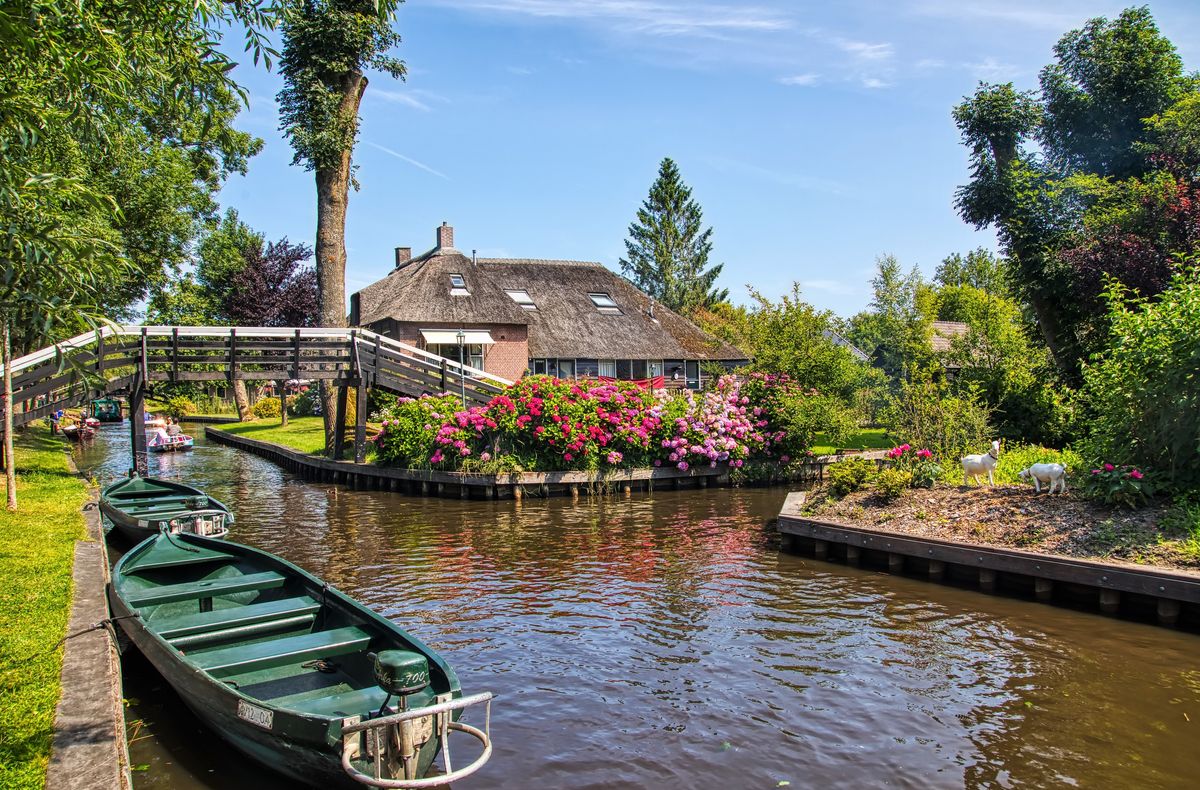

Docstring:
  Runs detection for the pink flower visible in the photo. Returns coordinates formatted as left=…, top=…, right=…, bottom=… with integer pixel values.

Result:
left=1091, top=469, right=1101, bottom=475
left=917, top=449, right=933, bottom=459
left=563, top=453, right=574, bottom=462
left=1129, top=469, right=1144, bottom=479
left=1104, top=463, right=1115, bottom=472
left=677, top=461, right=689, bottom=471
left=606, top=451, right=623, bottom=464
left=780, top=455, right=790, bottom=463
left=480, top=452, right=492, bottom=462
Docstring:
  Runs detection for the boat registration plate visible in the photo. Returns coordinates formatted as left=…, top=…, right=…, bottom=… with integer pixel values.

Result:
left=237, top=700, right=274, bottom=730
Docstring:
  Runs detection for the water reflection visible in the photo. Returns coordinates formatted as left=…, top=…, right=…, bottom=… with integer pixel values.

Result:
left=76, top=425, right=1200, bottom=789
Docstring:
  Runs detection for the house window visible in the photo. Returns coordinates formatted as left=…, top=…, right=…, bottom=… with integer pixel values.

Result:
left=598, top=359, right=616, bottom=378
left=505, top=289, right=536, bottom=310
left=648, top=361, right=664, bottom=378
left=685, top=360, right=700, bottom=389
left=431, top=343, right=483, bottom=369
left=631, top=360, right=648, bottom=379
left=449, top=273, right=470, bottom=296
left=546, top=358, right=559, bottom=378
left=576, top=359, right=599, bottom=378
left=616, top=359, right=633, bottom=380
left=558, top=359, right=575, bottom=379
left=529, top=359, right=547, bottom=375
left=588, top=293, right=622, bottom=315
left=665, top=359, right=685, bottom=384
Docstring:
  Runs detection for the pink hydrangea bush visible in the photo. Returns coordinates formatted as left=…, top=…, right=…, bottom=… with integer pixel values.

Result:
left=373, top=374, right=836, bottom=472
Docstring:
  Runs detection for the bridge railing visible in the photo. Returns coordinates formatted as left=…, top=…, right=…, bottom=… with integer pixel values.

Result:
left=4, top=325, right=513, bottom=429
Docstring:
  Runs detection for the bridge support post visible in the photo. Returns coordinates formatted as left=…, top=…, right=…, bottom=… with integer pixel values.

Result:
left=128, top=376, right=147, bottom=476
left=353, top=376, right=367, bottom=464
left=333, top=386, right=348, bottom=461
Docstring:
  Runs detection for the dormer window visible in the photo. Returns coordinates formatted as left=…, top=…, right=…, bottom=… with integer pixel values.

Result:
left=449, top=273, right=470, bottom=296
left=589, top=292, right=621, bottom=314
left=505, top=289, right=537, bottom=310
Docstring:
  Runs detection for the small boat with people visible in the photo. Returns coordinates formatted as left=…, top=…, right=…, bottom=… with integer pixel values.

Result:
left=108, top=532, right=494, bottom=788
left=148, top=433, right=194, bottom=452
left=100, top=475, right=233, bottom=541
left=61, top=421, right=95, bottom=442
left=89, top=397, right=123, bottom=423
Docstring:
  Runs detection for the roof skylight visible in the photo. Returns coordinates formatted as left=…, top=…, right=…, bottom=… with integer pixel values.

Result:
left=449, top=273, right=470, bottom=296
left=588, top=292, right=621, bottom=314
left=505, top=289, right=537, bottom=310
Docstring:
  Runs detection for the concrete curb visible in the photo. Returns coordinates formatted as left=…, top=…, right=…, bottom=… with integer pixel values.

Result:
left=46, top=456, right=130, bottom=790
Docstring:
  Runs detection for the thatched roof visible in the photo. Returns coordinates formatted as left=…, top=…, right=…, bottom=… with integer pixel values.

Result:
left=931, top=320, right=969, bottom=353
left=353, top=234, right=745, bottom=361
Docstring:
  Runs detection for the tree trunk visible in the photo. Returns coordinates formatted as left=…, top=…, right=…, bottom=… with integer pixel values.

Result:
left=279, top=381, right=288, bottom=427
left=233, top=380, right=252, bottom=420
left=3, top=322, right=16, bottom=511
left=316, top=71, right=368, bottom=456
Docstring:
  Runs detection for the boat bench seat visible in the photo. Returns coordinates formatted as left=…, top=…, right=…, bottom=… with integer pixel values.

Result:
left=285, top=686, right=391, bottom=718
left=152, top=596, right=321, bottom=640
left=126, top=571, right=285, bottom=608
left=190, top=626, right=373, bottom=678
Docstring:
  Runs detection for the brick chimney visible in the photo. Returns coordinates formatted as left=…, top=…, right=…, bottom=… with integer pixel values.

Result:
left=436, top=222, right=454, bottom=249
left=394, top=246, right=411, bottom=269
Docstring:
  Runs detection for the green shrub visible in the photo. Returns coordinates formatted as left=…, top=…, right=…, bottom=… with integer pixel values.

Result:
left=828, top=457, right=876, bottom=497
left=251, top=397, right=281, bottom=419
left=993, top=443, right=1083, bottom=484
left=1078, top=463, right=1156, bottom=509
left=1078, top=268, right=1200, bottom=495
left=163, top=396, right=196, bottom=420
left=875, top=468, right=912, bottom=499
left=881, top=379, right=993, bottom=464
left=289, top=390, right=319, bottom=417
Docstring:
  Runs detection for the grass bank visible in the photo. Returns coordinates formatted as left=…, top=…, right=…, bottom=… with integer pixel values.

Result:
left=217, top=416, right=331, bottom=456
left=811, top=427, right=890, bottom=456
left=0, top=430, right=89, bottom=789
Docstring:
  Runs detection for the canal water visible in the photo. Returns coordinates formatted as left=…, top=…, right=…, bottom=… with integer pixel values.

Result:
left=77, top=424, right=1200, bottom=788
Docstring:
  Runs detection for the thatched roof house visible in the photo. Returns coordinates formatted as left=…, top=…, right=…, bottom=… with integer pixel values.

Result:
left=351, top=223, right=747, bottom=385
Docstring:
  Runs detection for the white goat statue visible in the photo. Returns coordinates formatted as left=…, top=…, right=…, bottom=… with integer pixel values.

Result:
left=1018, top=463, right=1068, bottom=494
left=962, top=440, right=1001, bottom=486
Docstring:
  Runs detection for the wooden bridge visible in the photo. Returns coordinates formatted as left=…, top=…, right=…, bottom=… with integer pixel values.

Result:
left=4, top=326, right=512, bottom=471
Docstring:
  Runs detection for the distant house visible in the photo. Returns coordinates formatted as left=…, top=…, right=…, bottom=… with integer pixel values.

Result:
left=930, top=320, right=970, bottom=372
left=822, top=329, right=870, bottom=363
left=350, top=223, right=748, bottom=388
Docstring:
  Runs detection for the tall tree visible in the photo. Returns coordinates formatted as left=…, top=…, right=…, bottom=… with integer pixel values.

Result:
left=277, top=0, right=405, bottom=455
left=934, top=248, right=1011, bottom=296
left=953, top=7, right=1198, bottom=377
left=620, top=157, right=729, bottom=313
left=1, top=0, right=273, bottom=509
left=848, top=255, right=931, bottom=381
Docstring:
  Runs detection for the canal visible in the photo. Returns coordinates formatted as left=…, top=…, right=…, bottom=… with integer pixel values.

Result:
left=78, top=424, right=1200, bottom=788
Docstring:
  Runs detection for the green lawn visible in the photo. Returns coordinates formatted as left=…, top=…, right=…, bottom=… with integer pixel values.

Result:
left=0, top=430, right=89, bottom=790
left=217, top=416, right=331, bottom=455
left=810, top=427, right=891, bottom=456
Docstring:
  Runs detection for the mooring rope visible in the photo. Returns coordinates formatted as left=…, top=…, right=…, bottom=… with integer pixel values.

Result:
left=1, top=613, right=140, bottom=671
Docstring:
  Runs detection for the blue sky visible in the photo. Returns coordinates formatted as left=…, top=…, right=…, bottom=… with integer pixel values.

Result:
left=218, top=1, right=1200, bottom=318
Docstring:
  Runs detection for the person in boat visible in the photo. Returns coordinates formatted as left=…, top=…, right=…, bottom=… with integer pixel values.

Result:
left=166, top=417, right=183, bottom=438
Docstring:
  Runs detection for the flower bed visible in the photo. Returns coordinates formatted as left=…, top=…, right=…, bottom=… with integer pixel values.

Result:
left=372, top=374, right=832, bottom=474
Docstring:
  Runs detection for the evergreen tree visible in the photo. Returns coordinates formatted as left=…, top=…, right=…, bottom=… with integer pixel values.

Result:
left=620, top=158, right=729, bottom=312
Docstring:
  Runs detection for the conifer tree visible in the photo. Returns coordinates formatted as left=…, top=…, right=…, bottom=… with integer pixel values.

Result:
left=620, top=158, right=729, bottom=312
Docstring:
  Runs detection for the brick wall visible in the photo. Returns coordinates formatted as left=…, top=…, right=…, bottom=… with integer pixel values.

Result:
left=377, top=320, right=528, bottom=383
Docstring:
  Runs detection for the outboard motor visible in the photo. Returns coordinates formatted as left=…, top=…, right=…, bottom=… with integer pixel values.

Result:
left=370, top=650, right=432, bottom=780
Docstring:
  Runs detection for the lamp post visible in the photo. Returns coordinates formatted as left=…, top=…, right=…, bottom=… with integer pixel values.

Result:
left=455, top=329, right=467, bottom=408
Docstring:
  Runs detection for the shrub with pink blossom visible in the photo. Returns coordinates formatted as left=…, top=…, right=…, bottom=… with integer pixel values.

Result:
left=372, top=374, right=841, bottom=473
left=884, top=444, right=942, bottom=489
left=1079, top=463, right=1156, bottom=508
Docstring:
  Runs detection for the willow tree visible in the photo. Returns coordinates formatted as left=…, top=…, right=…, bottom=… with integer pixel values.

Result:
left=277, top=0, right=405, bottom=455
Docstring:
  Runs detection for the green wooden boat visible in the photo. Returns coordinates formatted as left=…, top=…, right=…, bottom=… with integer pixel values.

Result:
left=89, top=397, right=123, bottom=422
left=100, top=476, right=233, bottom=542
left=109, top=533, right=494, bottom=788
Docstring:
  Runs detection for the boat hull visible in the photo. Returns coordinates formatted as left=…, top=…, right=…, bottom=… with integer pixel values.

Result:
left=100, top=476, right=232, bottom=541
left=109, top=535, right=462, bottom=787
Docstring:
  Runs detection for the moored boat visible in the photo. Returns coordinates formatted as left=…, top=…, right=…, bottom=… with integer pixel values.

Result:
left=100, top=476, right=232, bottom=541
left=108, top=533, right=493, bottom=788
left=61, top=422, right=95, bottom=442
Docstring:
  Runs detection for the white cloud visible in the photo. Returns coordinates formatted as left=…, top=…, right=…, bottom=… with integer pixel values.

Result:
left=915, top=57, right=946, bottom=70
left=432, top=0, right=791, bottom=38
left=835, top=38, right=895, bottom=61
left=861, top=77, right=890, bottom=89
left=778, top=73, right=819, bottom=86
left=369, top=88, right=450, bottom=112
left=363, top=142, right=450, bottom=180
left=506, top=65, right=535, bottom=75
left=965, top=56, right=1016, bottom=80
left=909, top=1, right=1088, bottom=30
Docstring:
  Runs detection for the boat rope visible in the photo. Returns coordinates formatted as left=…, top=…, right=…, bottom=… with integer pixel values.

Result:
left=0, top=614, right=140, bottom=671
left=161, top=526, right=201, bottom=553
